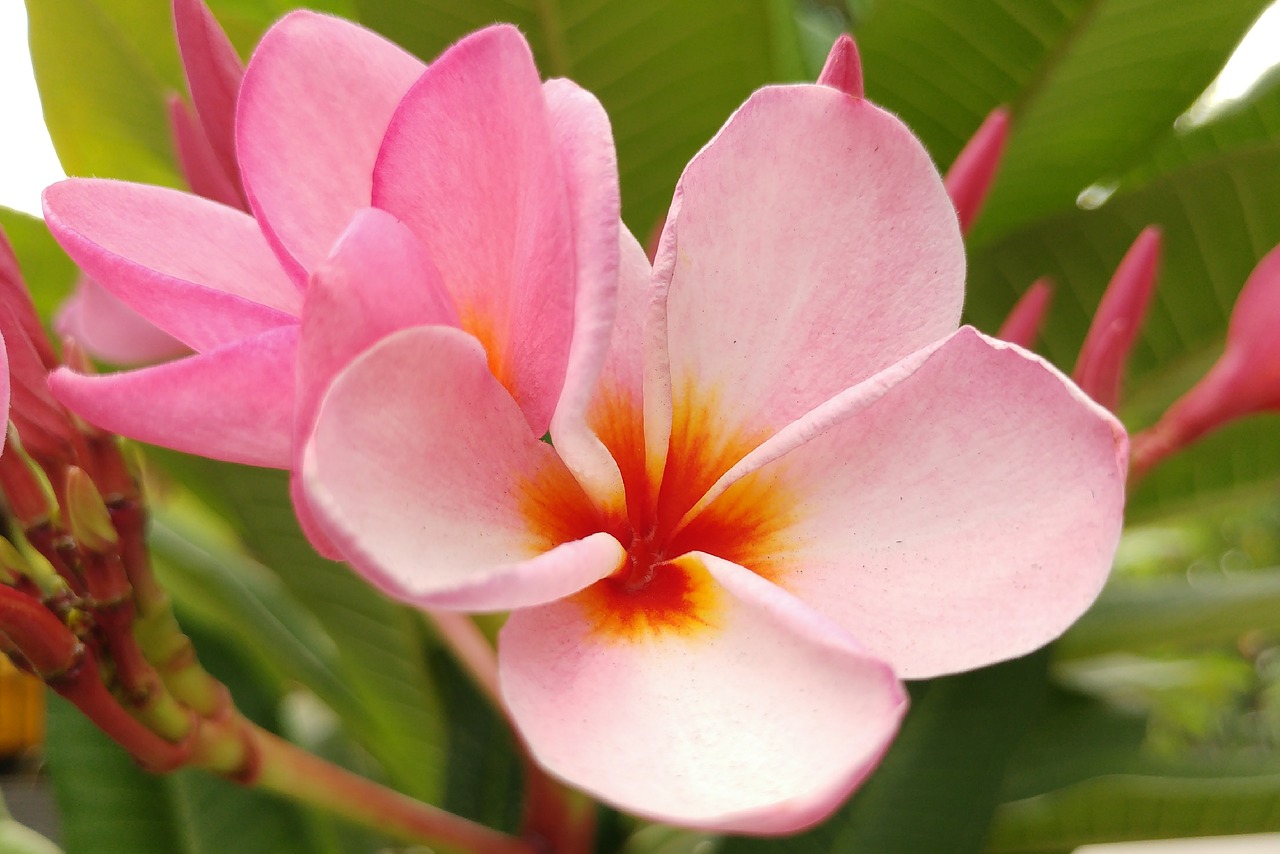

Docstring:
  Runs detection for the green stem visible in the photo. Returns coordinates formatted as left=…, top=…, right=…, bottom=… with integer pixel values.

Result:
left=247, top=725, right=535, bottom=854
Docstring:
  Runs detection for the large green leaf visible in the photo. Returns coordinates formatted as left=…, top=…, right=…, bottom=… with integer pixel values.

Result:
left=853, top=0, right=1270, bottom=244
left=150, top=455, right=448, bottom=804
left=722, top=651, right=1050, bottom=854
left=148, top=514, right=369, bottom=738
left=353, top=0, right=790, bottom=235
left=46, top=625, right=325, bottom=854
left=26, top=0, right=183, bottom=186
left=25, top=0, right=351, bottom=186
left=988, top=771, right=1280, bottom=852
left=1059, top=568, right=1280, bottom=660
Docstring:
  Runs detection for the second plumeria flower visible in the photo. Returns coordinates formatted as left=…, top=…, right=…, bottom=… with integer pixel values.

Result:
left=301, top=36, right=1129, bottom=833
left=44, top=16, right=618, bottom=553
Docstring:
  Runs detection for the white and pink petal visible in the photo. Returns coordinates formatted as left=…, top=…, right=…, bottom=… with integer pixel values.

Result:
left=682, top=327, right=1127, bottom=680
left=373, top=25, right=576, bottom=435
left=43, top=180, right=299, bottom=352
left=652, top=83, right=964, bottom=484
left=501, top=552, right=906, bottom=833
left=302, top=325, right=623, bottom=611
left=49, top=325, right=298, bottom=468
left=237, top=11, right=424, bottom=279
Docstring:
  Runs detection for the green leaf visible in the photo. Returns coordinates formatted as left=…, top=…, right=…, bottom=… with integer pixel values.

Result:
left=352, top=0, right=785, bottom=235
left=45, top=638, right=330, bottom=854
left=721, top=651, right=1050, bottom=854
left=26, top=0, right=183, bottom=186
left=148, top=513, right=369, bottom=738
left=149, top=454, right=448, bottom=804
left=1059, top=569, right=1280, bottom=659
left=853, top=0, right=1270, bottom=244
left=0, top=821, right=62, bottom=854
left=988, top=771, right=1280, bottom=851
left=0, top=208, right=78, bottom=322
left=25, top=0, right=353, bottom=186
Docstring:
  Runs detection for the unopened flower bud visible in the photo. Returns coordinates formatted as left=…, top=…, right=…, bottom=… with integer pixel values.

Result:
left=1073, top=226, right=1163, bottom=411
left=65, top=467, right=119, bottom=554
left=944, top=106, right=1010, bottom=235
left=817, top=34, right=864, bottom=99
left=997, top=278, right=1054, bottom=349
left=1131, top=242, right=1280, bottom=477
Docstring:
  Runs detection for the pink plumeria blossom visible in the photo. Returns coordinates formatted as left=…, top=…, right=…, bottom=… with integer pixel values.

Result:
left=44, top=19, right=618, bottom=551
left=1131, top=242, right=1280, bottom=477
left=301, top=43, right=1128, bottom=831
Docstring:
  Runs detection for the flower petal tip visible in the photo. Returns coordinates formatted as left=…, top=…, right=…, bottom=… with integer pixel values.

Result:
left=997, top=277, right=1054, bottom=349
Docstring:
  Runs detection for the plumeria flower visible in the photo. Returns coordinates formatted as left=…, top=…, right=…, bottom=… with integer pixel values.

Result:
left=301, top=37, right=1128, bottom=831
left=43, top=17, right=618, bottom=551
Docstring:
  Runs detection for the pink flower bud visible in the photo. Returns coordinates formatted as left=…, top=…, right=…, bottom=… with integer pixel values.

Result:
left=1073, top=226, right=1163, bottom=411
left=1132, top=242, right=1280, bottom=477
left=997, top=278, right=1054, bottom=349
left=944, top=107, right=1010, bottom=234
left=817, top=34, right=863, bottom=99
left=172, top=0, right=245, bottom=204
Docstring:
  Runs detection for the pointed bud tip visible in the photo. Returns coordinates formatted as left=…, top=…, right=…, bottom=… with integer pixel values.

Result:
left=817, top=34, right=864, bottom=99
left=66, top=467, right=118, bottom=553
left=945, top=105, right=1013, bottom=234
left=997, top=277, right=1054, bottom=349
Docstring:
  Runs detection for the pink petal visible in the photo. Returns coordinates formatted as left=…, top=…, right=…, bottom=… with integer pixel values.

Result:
left=652, top=84, right=964, bottom=500
left=56, top=276, right=189, bottom=365
left=168, top=95, right=243, bottom=210
left=1073, top=226, right=1163, bottom=410
left=542, top=76, right=625, bottom=510
left=237, top=11, right=424, bottom=280
left=996, top=277, right=1054, bottom=349
left=500, top=552, right=906, bottom=832
left=302, top=325, right=624, bottom=611
left=373, top=25, right=575, bottom=435
left=43, top=180, right=299, bottom=352
left=49, top=325, right=297, bottom=468
left=172, top=0, right=244, bottom=204
left=557, top=229, right=654, bottom=520
left=292, top=208, right=457, bottom=559
left=816, top=34, right=863, bottom=99
left=944, top=106, right=1011, bottom=235
left=682, top=327, right=1127, bottom=679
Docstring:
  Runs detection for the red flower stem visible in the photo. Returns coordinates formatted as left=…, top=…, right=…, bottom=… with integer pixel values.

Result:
left=50, top=646, right=194, bottom=773
left=246, top=725, right=535, bottom=854
left=0, top=584, right=79, bottom=676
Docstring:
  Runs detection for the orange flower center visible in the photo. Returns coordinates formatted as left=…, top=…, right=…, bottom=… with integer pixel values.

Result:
left=524, top=384, right=794, bottom=642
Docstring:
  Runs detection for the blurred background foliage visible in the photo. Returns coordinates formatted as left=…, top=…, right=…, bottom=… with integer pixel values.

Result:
left=6, top=0, right=1280, bottom=851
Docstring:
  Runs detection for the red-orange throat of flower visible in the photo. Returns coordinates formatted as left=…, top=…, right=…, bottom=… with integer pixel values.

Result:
left=521, top=385, right=796, bottom=643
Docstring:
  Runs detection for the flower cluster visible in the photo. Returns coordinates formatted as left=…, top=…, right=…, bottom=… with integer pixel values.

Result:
left=12, top=0, right=1273, bottom=840
left=34, top=6, right=1133, bottom=832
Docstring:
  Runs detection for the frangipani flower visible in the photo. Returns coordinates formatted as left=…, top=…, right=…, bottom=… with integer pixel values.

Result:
left=301, top=39, right=1128, bottom=831
left=43, top=18, right=618, bottom=549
